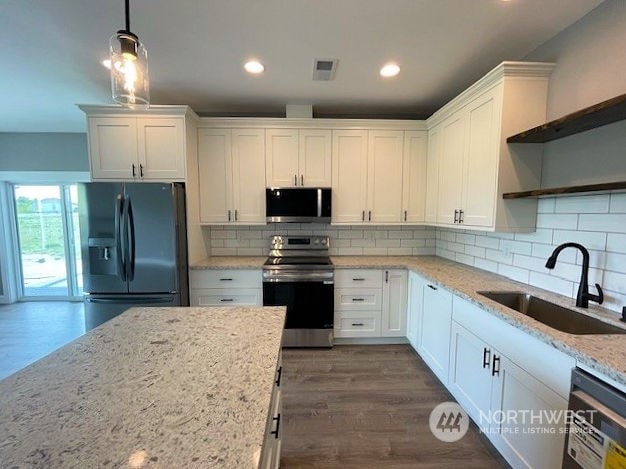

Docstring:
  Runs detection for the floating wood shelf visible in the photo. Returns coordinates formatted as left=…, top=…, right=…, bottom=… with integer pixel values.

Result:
left=503, top=181, right=626, bottom=199
left=507, top=93, right=626, bottom=143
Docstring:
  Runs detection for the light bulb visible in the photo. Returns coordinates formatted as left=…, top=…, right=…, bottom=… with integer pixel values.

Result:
left=109, top=32, right=149, bottom=108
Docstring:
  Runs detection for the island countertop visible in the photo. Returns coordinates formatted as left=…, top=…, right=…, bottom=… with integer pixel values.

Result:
left=0, top=306, right=285, bottom=468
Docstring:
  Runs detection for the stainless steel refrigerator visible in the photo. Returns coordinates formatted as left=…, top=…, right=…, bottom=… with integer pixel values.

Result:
left=78, top=182, right=189, bottom=330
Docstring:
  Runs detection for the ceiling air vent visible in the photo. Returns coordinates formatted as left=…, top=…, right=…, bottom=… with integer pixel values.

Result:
left=313, top=58, right=338, bottom=81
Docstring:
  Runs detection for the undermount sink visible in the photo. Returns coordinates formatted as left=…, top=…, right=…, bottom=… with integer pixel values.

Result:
left=477, top=291, right=626, bottom=335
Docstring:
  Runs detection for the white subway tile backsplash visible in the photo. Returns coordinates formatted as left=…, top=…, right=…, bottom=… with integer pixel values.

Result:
left=553, top=230, right=607, bottom=250
left=414, top=247, right=436, bottom=255
left=475, top=235, right=500, bottom=250
left=513, top=254, right=548, bottom=272
left=603, top=271, right=626, bottom=295
left=607, top=233, right=626, bottom=254
left=536, top=213, right=578, bottom=230
left=498, top=264, right=530, bottom=284
left=387, top=248, right=413, bottom=256
left=529, top=272, right=574, bottom=297
left=465, top=245, right=486, bottom=258
left=401, top=239, right=426, bottom=248
left=531, top=243, right=576, bottom=264
left=485, top=248, right=513, bottom=265
left=455, top=253, right=475, bottom=266
left=604, top=252, right=626, bottom=273
left=555, top=195, right=609, bottom=214
left=375, top=239, right=401, bottom=248
left=609, top=193, right=626, bottom=213
left=474, top=258, right=498, bottom=273
left=499, top=239, right=532, bottom=256
left=578, top=214, right=626, bottom=233
left=456, top=233, right=476, bottom=245
left=362, top=247, right=388, bottom=255
left=388, top=230, right=414, bottom=239
left=514, top=228, right=553, bottom=244
left=537, top=198, right=556, bottom=214
left=337, top=247, right=363, bottom=255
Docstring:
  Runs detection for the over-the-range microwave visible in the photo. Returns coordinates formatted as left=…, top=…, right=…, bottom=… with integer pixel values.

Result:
left=266, top=187, right=331, bottom=223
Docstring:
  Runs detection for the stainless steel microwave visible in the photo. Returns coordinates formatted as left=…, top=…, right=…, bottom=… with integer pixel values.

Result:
left=266, top=188, right=332, bottom=223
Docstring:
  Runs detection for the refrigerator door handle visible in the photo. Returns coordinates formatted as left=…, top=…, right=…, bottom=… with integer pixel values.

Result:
left=124, top=196, right=136, bottom=282
left=115, top=194, right=126, bottom=281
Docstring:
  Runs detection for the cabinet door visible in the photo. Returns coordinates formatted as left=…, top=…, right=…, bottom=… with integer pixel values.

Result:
left=381, top=269, right=407, bottom=336
left=461, top=88, right=500, bottom=227
left=232, top=128, right=266, bottom=224
left=490, top=354, right=568, bottom=469
left=197, top=129, right=232, bottom=223
left=367, top=130, right=403, bottom=224
left=436, top=114, right=465, bottom=225
left=448, top=322, right=493, bottom=430
left=88, top=117, right=137, bottom=179
left=137, top=117, right=185, bottom=180
left=424, top=124, right=441, bottom=224
left=406, top=271, right=426, bottom=350
left=402, top=131, right=427, bottom=223
left=265, top=128, right=299, bottom=187
left=331, top=130, right=368, bottom=224
left=418, top=283, right=452, bottom=385
left=299, top=129, right=332, bottom=187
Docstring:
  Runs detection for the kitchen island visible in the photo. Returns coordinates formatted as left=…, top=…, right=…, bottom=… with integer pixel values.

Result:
left=0, top=306, right=285, bottom=468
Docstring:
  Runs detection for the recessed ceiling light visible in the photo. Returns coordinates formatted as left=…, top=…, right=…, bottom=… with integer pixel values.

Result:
left=244, top=60, right=265, bottom=74
left=380, top=63, right=400, bottom=78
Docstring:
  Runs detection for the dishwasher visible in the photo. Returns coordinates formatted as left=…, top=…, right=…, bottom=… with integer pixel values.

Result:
left=562, top=368, right=626, bottom=468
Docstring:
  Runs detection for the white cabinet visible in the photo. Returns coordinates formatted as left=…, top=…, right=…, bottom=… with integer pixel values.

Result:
left=259, top=352, right=282, bottom=469
left=81, top=107, right=190, bottom=181
left=406, top=271, right=427, bottom=350
left=334, top=269, right=407, bottom=339
left=426, top=62, right=554, bottom=231
left=450, top=295, right=575, bottom=469
left=381, top=269, right=407, bottom=336
left=197, top=128, right=266, bottom=224
left=189, top=269, right=262, bottom=306
left=265, top=128, right=332, bottom=187
left=401, top=131, right=428, bottom=223
left=417, top=282, right=452, bottom=385
left=332, top=130, right=405, bottom=224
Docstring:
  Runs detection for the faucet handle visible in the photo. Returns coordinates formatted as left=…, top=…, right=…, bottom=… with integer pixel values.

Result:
left=589, top=283, right=604, bottom=305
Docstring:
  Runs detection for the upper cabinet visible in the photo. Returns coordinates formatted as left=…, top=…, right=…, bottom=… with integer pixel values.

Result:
left=425, top=62, right=555, bottom=232
left=79, top=105, right=195, bottom=182
left=332, top=127, right=427, bottom=225
left=265, top=128, right=332, bottom=187
left=197, top=128, right=266, bottom=224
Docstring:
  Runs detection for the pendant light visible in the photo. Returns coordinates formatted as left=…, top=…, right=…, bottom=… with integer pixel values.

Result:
left=109, top=0, right=149, bottom=108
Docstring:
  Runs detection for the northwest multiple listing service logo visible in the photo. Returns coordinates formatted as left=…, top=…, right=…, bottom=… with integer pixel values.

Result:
left=429, top=402, right=470, bottom=442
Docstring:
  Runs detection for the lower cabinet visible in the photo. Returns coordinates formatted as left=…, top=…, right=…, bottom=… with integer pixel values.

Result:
left=189, top=269, right=262, bottom=306
left=417, top=282, right=452, bottom=385
left=449, top=296, right=574, bottom=469
left=259, top=352, right=282, bottom=469
left=406, top=271, right=427, bottom=350
left=334, top=269, right=407, bottom=339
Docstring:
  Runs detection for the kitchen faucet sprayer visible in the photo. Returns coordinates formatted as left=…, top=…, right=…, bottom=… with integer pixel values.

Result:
left=545, top=242, right=604, bottom=308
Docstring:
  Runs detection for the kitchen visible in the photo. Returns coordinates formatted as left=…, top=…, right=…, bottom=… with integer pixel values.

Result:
left=1, top=1, right=626, bottom=468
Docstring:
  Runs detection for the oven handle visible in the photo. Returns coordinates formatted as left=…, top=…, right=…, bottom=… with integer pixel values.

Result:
left=263, top=272, right=334, bottom=283
left=264, top=277, right=334, bottom=283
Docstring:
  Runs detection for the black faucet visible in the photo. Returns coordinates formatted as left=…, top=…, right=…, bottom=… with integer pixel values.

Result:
left=545, top=242, right=603, bottom=308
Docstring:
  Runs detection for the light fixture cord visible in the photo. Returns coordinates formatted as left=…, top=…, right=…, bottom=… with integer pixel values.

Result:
left=124, top=0, right=130, bottom=32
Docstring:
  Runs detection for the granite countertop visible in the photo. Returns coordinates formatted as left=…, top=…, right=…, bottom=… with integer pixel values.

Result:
left=191, top=255, right=626, bottom=387
left=0, top=306, right=285, bottom=468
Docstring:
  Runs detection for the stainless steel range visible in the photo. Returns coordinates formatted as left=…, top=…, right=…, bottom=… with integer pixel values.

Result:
left=262, top=235, right=334, bottom=347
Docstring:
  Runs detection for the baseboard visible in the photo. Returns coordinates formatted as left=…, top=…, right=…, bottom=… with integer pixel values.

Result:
left=333, top=337, right=409, bottom=345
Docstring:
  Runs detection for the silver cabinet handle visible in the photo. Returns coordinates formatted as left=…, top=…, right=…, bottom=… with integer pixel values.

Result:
left=139, top=164, right=144, bottom=178
left=404, top=210, right=407, bottom=222
left=454, top=209, right=459, bottom=223
left=294, top=174, right=297, bottom=186
left=228, top=210, right=231, bottom=221
left=131, top=164, right=136, bottom=177
left=301, top=174, right=304, bottom=186
left=459, top=209, right=464, bottom=223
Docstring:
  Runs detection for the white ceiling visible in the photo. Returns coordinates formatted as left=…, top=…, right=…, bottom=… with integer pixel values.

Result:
left=1, top=0, right=604, bottom=133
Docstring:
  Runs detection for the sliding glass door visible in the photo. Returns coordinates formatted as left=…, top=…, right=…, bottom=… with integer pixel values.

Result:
left=13, top=184, right=82, bottom=299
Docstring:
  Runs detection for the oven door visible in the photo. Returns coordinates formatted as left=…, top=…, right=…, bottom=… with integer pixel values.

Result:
left=263, top=277, right=334, bottom=347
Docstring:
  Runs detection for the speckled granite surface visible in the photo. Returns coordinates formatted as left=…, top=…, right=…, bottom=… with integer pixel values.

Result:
left=191, top=255, right=626, bottom=387
left=0, top=306, right=285, bottom=468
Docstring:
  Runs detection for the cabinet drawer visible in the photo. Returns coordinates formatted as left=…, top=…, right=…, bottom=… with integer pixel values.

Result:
left=335, top=269, right=383, bottom=288
left=335, top=288, right=382, bottom=310
left=189, top=269, right=262, bottom=289
left=335, top=310, right=381, bottom=337
left=190, top=288, right=262, bottom=306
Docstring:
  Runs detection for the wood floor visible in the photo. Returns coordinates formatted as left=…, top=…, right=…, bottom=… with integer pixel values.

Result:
left=281, top=345, right=509, bottom=468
